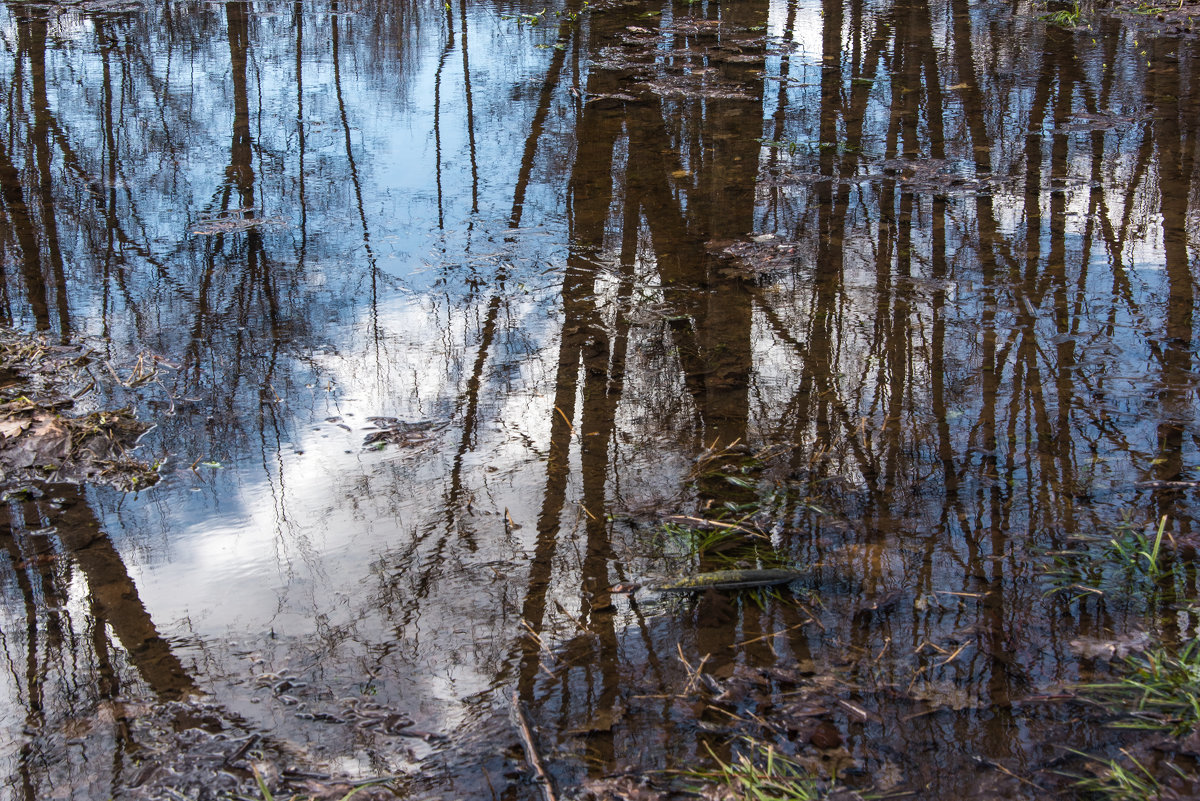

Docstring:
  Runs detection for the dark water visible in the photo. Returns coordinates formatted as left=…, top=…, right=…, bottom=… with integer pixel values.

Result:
left=0, top=0, right=1198, bottom=795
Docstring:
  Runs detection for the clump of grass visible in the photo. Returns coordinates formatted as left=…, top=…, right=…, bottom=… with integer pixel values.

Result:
left=1042, top=535, right=1108, bottom=600
left=1083, top=640, right=1200, bottom=736
left=1107, top=515, right=1169, bottom=580
left=688, top=743, right=828, bottom=801
left=1042, top=516, right=1172, bottom=602
left=1071, top=748, right=1181, bottom=801
left=1042, top=0, right=1083, bottom=24
left=661, top=520, right=748, bottom=557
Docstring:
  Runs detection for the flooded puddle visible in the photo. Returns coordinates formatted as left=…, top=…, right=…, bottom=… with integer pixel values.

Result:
left=1, top=0, right=1199, bottom=795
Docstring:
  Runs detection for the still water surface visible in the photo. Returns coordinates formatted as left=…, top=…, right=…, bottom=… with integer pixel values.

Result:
left=0, top=0, right=1198, bottom=795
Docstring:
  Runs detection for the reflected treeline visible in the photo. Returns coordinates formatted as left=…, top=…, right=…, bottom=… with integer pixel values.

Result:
left=0, top=0, right=1198, bottom=795
left=0, top=484, right=195, bottom=798
left=0, top=0, right=488, bottom=793
left=0, top=0, right=460, bottom=467
left=494, top=0, right=1200, bottom=793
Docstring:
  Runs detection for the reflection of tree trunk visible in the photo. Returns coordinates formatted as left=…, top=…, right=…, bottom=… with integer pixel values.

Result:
left=0, top=500, right=50, bottom=742
left=294, top=0, right=309, bottom=262
left=52, top=485, right=196, bottom=699
left=332, top=0, right=380, bottom=346
left=1045, top=32, right=1080, bottom=534
left=459, top=0, right=479, bottom=215
left=810, top=0, right=847, bottom=482
left=569, top=203, right=630, bottom=773
left=97, top=18, right=119, bottom=342
left=227, top=1, right=254, bottom=208
left=509, top=19, right=572, bottom=229
left=1151, top=36, right=1194, bottom=490
left=516, top=86, right=623, bottom=700
left=1149, top=37, right=1196, bottom=635
left=433, top=2, right=454, bottom=229
left=433, top=11, right=580, bottom=569
left=0, top=135, right=50, bottom=330
left=947, top=0, right=1028, bottom=741
left=20, top=10, right=70, bottom=336
left=627, top=96, right=756, bottom=448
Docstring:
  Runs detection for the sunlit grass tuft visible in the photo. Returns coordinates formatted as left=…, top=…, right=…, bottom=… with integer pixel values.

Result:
left=1106, top=515, right=1169, bottom=582
left=1041, top=0, right=1083, bottom=25
left=1070, top=748, right=1181, bottom=801
left=1083, top=639, right=1200, bottom=736
left=687, top=743, right=828, bottom=801
left=1041, top=515, right=1173, bottom=603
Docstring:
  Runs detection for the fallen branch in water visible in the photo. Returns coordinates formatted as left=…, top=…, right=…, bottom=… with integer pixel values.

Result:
left=510, top=692, right=558, bottom=801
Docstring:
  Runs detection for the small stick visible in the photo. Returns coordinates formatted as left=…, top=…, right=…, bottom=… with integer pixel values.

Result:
left=221, top=734, right=259, bottom=767
left=553, top=600, right=592, bottom=635
left=664, top=515, right=764, bottom=538
left=973, top=756, right=1042, bottom=791
left=937, top=643, right=968, bottom=666
left=736, top=617, right=812, bottom=646
left=872, top=636, right=892, bottom=665
left=906, top=664, right=931, bottom=694
left=901, top=708, right=939, bottom=723
left=554, top=406, right=574, bottom=434
left=511, top=692, right=558, bottom=801
left=797, top=604, right=826, bottom=631
left=1136, top=479, right=1200, bottom=488
left=836, top=698, right=874, bottom=722
left=482, top=767, right=500, bottom=801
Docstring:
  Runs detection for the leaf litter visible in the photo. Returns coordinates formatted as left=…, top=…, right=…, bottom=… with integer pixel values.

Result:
left=0, top=327, right=159, bottom=491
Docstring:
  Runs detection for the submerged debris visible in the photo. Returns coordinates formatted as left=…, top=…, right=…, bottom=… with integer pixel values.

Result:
left=1070, top=631, right=1152, bottom=660
left=362, top=418, right=440, bottom=449
left=587, top=16, right=774, bottom=103
left=190, top=210, right=288, bottom=236
left=710, top=236, right=804, bottom=276
left=0, top=401, right=154, bottom=488
left=652, top=567, right=807, bottom=592
left=44, top=698, right=403, bottom=800
left=0, top=328, right=159, bottom=490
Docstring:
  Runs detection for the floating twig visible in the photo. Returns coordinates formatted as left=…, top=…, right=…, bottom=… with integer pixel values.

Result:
left=221, top=734, right=260, bottom=768
left=937, top=642, right=969, bottom=666
left=736, top=617, right=812, bottom=647
left=664, top=514, right=765, bottom=538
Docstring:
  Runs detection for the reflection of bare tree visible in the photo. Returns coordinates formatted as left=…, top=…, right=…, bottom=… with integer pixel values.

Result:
left=0, top=485, right=196, bottom=799
left=492, top=0, right=1200, bottom=784
left=0, top=0, right=1198, bottom=793
left=55, top=485, right=197, bottom=697
left=508, top=0, right=787, bottom=778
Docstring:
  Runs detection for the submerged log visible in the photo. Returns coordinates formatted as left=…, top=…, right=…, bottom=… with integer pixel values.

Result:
left=651, top=567, right=806, bottom=592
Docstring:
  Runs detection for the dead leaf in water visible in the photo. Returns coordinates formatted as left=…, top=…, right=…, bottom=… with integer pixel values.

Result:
left=0, top=419, right=30, bottom=438
left=575, top=774, right=669, bottom=800
left=190, top=213, right=287, bottom=236
left=909, top=680, right=983, bottom=711
left=1070, top=631, right=1151, bottom=659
